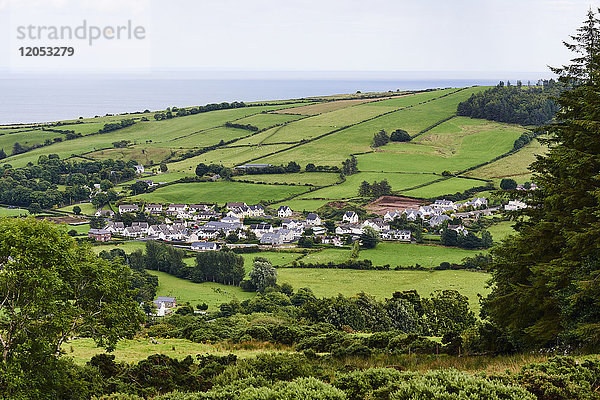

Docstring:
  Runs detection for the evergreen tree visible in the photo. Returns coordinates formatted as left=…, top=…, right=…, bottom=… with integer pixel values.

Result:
left=484, top=9, right=600, bottom=348
left=372, top=129, right=390, bottom=147
left=0, top=148, right=6, bottom=159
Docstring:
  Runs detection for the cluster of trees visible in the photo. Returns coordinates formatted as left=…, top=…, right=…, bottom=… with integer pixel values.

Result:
left=306, top=163, right=341, bottom=173
left=358, top=179, right=392, bottom=197
left=390, top=128, right=411, bottom=142
left=192, top=251, right=245, bottom=285
left=194, top=162, right=232, bottom=179
left=0, top=155, right=135, bottom=208
left=98, top=119, right=135, bottom=133
left=513, top=130, right=538, bottom=151
left=224, top=121, right=259, bottom=131
left=237, top=161, right=301, bottom=175
left=456, top=80, right=562, bottom=125
left=440, top=226, right=493, bottom=249
left=153, top=102, right=246, bottom=120
left=341, top=155, right=358, bottom=175
left=372, top=129, right=390, bottom=147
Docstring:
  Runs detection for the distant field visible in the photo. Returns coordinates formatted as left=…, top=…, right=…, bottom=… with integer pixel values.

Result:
left=147, top=270, right=255, bottom=311
left=465, top=138, right=546, bottom=180
left=233, top=113, right=305, bottom=129
left=0, top=129, right=64, bottom=153
left=240, top=251, right=302, bottom=273
left=0, top=207, right=29, bottom=217
left=53, top=122, right=107, bottom=136
left=486, top=221, right=517, bottom=243
left=168, top=144, right=294, bottom=172
left=401, top=177, right=486, bottom=198
left=92, top=241, right=147, bottom=254
left=131, top=181, right=310, bottom=204
left=358, top=242, right=481, bottom=267
left=296, top=248, right=352, bottom=264
left=232, top=172, right=341, bottom=186
left=297, top=172, right=438, bottom=200
left=64, top=337, right=293, bottom=365
left=277, top=268, right=491, bottom=311
left=87, top=147, right=177, bottom=165
left=271, top=98, right=383, bottom=115
left=57, top=202, right=97, bottom=215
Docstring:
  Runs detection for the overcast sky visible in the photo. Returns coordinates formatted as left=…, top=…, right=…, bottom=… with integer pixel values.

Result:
left=0, top=0, right=596, bottom=78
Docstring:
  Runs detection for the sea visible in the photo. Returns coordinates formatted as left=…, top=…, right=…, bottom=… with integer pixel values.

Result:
left=0, top=76, right=509, bottom=125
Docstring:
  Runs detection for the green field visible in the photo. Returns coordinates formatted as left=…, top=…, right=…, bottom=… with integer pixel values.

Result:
left=240, top=251, right=302, bottom=272
left=0, top=207, right=29, bottom=217
left=486, top=221, right=517, bottom=243
left=297, top=172, right=438, bottom=200
left=277, top=268, right=490, bottom=311
left=92, top=241, right=147, bottom=255
left=147, top=270, right=255, bottom=311
left=401, top=177, right=487, bottom=198
left=233, top=113, right=305, bottom=129
left=272, top=198, right=333, bottom=211
left=358, top=242, right=481, bottom=267
left=297, top=248, right=352, bottom=264
left=0, top=129, right=64, bottom=153
left=64, top=337, right=291, bottom=365
left=233, top=172, right=342, bottom=186
left=57, top=202, right=97, bottom=215
left=132, top=181, right=310, bottom=205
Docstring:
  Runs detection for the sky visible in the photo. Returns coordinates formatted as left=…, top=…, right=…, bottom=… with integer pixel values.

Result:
left=0, top=0, right=597, bottom=78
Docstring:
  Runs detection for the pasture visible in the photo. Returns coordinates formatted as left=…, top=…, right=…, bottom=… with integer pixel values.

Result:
left=146, top=270, right=255, bottom=310
left=232, top=172, right=342, bottom=186
left=357, top=242, right=481, bottom=267
left=0, top=207, right=29, bottom=217
left=401, top=177, right=486, bottom=198
left=276, top=268, right=491, bottom=311
left=132, top=181, right=310, bottom=204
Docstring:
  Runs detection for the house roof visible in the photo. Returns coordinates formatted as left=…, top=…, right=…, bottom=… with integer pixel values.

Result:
left=306, top=213, right=319, bottom=220
left=155, top=296, right=176, bottom=302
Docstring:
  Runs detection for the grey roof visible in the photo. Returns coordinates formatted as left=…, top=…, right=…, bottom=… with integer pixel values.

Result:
left=306, top=213, right=319, bottom=220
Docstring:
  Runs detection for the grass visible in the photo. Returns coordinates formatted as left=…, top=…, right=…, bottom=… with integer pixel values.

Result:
left=297, top=172, right=438, bottom=200
left=401, top=177, right=487, bottom=198
left=232, top=172, right=341, bottom=186
left=63, top=337, right=293, bottom=365
left=240, top=251, right=302, bottom=273
left=233, top=113, right=305, bottom=129
left=53, top=122, right=107, bottom=136
left=277, top=268, right=490, bottom=311
left=465, top=137, right=547, bottom=180
left=131, top=181, right=310, bottom=205
left=486, top=221, right=517, bottom=243
left=57, top=202, right=97, bottom=216
left=0, top=129, right=64, bottom=152
left=147, top=270, right=255, bottom=311
left=358, top=242, right=481, bottom=267
left=0, top=207, right=29, bottom=217
left=297, top=248, right=352, bottom=264
left=92, top=241, right=148, bottom=254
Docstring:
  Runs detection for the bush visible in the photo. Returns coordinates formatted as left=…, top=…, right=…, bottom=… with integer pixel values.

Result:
left=390, top=129, right=411, bottom=142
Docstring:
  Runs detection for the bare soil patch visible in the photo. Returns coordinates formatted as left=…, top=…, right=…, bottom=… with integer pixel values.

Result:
left=366, top=196, right=424, bottom=215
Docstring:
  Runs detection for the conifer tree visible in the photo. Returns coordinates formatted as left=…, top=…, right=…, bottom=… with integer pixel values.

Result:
left=485, top=9, right=600, bottom=347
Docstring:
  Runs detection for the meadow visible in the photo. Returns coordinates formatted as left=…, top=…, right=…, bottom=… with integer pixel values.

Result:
left=276, top=268, right=490, bottom=311
left=232, top=172, right=342, bottom=186
left=357, top=242, right=481, bottom=267
left=132, top=181, right=311, bottom=204
left=401, top=177, right=486, bottom=198
left=0, top=207, right=29, bottom=217
left=146, top=270, right=255, bottom=310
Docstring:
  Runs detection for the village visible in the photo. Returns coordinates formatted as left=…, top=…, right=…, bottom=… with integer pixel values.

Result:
left=86, top=195, right=528, bottom=250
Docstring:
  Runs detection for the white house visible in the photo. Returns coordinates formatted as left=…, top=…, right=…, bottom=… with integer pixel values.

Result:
left=248, top=205, right=265, bottom=216
left=383, top=211, right=401, bottom=222
left=104, top=222, right=125, bottom=233
left=119, top=204, right=139, bottom=214
left=250, top=223, right=273, bottom=238
left=134, top=165, right=145, bottom=174
left=191, top=242, right=219, bottom=251
left=95, top=209, right=115, bottom=217
left=342, top=211, right=359, bottom=224
left=278, top=206, right=293, bottom=218
left=505, top=200, right=527, bottom=211
left=168, top=204, right=187, bottom=213
left=381, top=229, right=411, bottom=241
left=404, top=209, right=420, bottom=221
left=362, top=219, right=390, bottom=232
left=305, top=213, right=321, bottom=226
left=335, top=224, right=353, bottom=235
left=145, top=204, right=163, bottom=214
left=260, top=232, right=284, bottom=245
left=123, top=225, right=143, bottom=238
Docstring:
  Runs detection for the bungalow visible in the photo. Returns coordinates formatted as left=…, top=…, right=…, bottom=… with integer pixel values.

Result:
left=306, top=213, right=321, bottom=226
left=95, top=209, right=115, bottom=217
left=311, top=226, right=327, bottom=236
left=195, top=210, right=220, bottom=220
left=381, top=229, right=411, bottom=241
left=221, top=216, right=240, bottom=224
left=433, top=199, right=456, bottom=210
left=342, top=211, right=359, bottom=224
left=189, top=203, right=213, bottom=213
left=191, top=242, right=219, bottom=251
left=88, top=228, right=111, bottom=242
left=277, top=206, right=293, bottom=218
left=119, top=204, right=139, bottom=214
left=145, top=204, right=163, bottom=214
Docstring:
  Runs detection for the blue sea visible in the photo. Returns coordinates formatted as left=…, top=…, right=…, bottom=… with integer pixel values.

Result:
left=0, top=76, right=506, bottom=124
